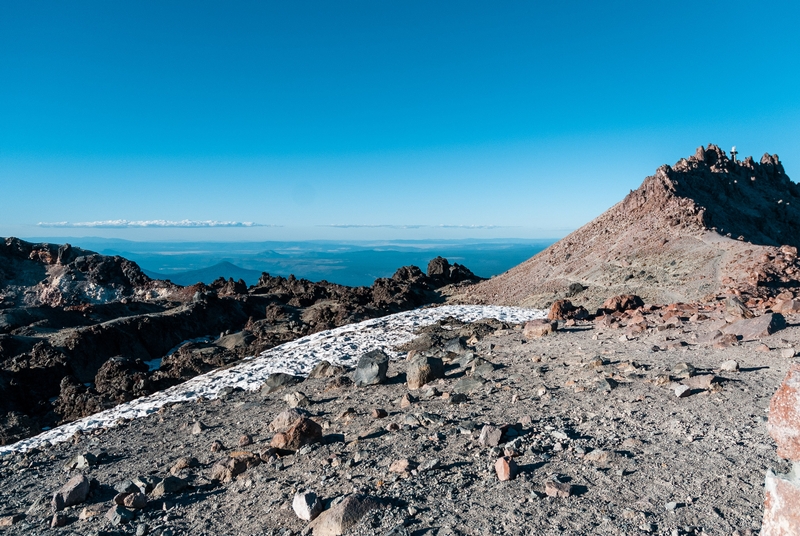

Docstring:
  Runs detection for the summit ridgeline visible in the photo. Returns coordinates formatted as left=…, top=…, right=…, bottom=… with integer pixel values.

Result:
left=459, top=144, right=800, bottom=309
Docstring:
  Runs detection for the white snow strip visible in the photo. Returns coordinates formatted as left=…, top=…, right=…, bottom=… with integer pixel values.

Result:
left=0, top=305, right=544, bottom=455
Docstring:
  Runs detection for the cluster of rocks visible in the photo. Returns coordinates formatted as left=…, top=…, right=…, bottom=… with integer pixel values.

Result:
left=0, top=237, right=481, bottom=445
left=0, top=294, right=796, bottom=535
left=459, top=144, right=800, bottom=309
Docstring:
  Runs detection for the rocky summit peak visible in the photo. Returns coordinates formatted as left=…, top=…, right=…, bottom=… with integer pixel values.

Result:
left=458, top=145, right=800, bottom=308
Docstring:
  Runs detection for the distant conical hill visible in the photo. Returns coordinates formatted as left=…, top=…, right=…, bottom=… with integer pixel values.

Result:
left=458, top=144, right=800, bottom=308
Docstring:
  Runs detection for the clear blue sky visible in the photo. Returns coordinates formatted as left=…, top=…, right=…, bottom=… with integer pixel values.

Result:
left=2, top=1, right=799, bottom=241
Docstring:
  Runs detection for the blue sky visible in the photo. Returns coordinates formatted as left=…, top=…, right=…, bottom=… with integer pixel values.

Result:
left=2, top=1, right=799, bottom=241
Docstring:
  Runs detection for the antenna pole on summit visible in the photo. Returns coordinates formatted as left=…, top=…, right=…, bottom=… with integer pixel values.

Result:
left=731, top=146, right=738, bottom=162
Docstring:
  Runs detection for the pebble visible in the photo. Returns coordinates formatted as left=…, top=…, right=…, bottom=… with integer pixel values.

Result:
left=781, top=348, right=796, bottom=358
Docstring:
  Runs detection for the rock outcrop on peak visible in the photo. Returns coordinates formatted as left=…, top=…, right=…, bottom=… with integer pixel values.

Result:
left=458, top=145, right=800, bottom=308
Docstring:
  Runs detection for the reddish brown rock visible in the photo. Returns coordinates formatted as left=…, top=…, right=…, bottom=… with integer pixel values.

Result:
left=774, top=299, right=800, bottom=314
left=523, top=319, right=558, bottom=339
left=602, top=294, right=644, bottom=313
left=495, top=457, right=518, bottom=481
left=545, top=481, right=575, bottom=498
left=270, top=417, right=322, bottom=451
left=209, top=451, right=262, bottom=482
left=768, top=365, right=800, bottom=461
left=548, top=299, right=575, bottom=320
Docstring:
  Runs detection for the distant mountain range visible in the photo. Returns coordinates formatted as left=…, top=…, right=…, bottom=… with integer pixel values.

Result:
left=25, top=238, right=555, bottom=287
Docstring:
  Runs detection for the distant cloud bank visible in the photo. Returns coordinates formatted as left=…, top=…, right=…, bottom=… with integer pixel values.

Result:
left=37, top=220, right=278, bottom=229
left=322, top=224, right=513, bottom=229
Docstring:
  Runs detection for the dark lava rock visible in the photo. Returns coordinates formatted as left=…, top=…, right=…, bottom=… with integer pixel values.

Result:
left=353, top=350, right=390, bottom=387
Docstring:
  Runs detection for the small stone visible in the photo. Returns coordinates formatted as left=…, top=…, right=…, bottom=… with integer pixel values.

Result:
left=389, top=459, right=413, bottom=474
left=261, top=372, right=302, bottom=393
left=52, top=474, right=90, bottom=511
left=523, top=319, right=558, bottom=339
left=151, top=476, right=187, bottom=497
left=284, top=391, right=311, bottom=408
left=124, top=492, right=148, bottom=509
left=135, top=523, right=150, bottom=536
left=63, top=453, right=97, bottom=472
left=418, top=459, right=441, bottom=472
left=209, top=451, right=261, bottom=482
left=400, top=393, right=416, bottom=408
left=583, top=449, right=611, bottom=464
left=114, top=480, right=140, bottom=494
left=478, top=425, right=503, bottom=447
left=665, top=501, right=678, bottom=511
left=371, top=408, right=388, bottom=419
left=545, top=481, right=574, bottom=498
left=78, top=504, right=106, bottom=521
left=50, top=513, right=68, bottom=528
left=308, top=360, right=345, bottom=378
left=106, top=505, right=135, bottom=526
left=132, top=475, right=158, bottom=495
left=720, top=360, right=739, bottom=372
left=781, top=348, right=797, bottom=359
left=169, top=456, right=198, bottom=475
left=406, top=354, right=445, bottom=389
left=0, top=514, right=24, bottom=527
left=448, top=393, right=468, bottom=404
left=238, top=434, right=253, bottom=447
left=191, top=421, right=207, bottom=435
left=269, top=408, right=311, bottom=432
left=495, top=457, right=518, bottom=481
left=673, top=362, right=696, bottom=378
left=682, top=374, right=717, bottom=390
left=210, top=440, right=226, bottom=453
left=292, top=491, right=323, bottom=521
left=453, top=377, right=485, bottom=394
left=674, top=385, right=692, bottom=398
left=270, top=417, right=323, bottom=451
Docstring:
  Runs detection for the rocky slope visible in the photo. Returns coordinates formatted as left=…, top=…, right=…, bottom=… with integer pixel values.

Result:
left=0, top=303, right=796, bottom=535
left=457, top=145, right=800, bottom=309
left=0, top=237, right=480, bottom=445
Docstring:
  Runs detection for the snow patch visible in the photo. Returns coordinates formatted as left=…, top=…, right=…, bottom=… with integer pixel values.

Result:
left=0, top=305, right=544, bottom=455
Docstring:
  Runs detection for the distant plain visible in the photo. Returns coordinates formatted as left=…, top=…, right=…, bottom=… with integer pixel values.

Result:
left=28, top=238, right=555, bottom=287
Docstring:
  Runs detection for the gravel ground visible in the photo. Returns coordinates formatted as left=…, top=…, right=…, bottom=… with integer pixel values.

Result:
left=0, top=312, right=797, bottom=536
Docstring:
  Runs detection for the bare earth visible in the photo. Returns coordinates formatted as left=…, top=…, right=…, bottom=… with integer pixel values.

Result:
left=0, top=308, right=796, bottom=536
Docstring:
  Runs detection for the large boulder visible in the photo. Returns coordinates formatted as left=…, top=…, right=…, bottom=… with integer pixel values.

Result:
left=353, top=350, right=390, bottom=387
left=52, top=474, right=90, bottom=511
left=722, top=313, right=786, bottom=341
